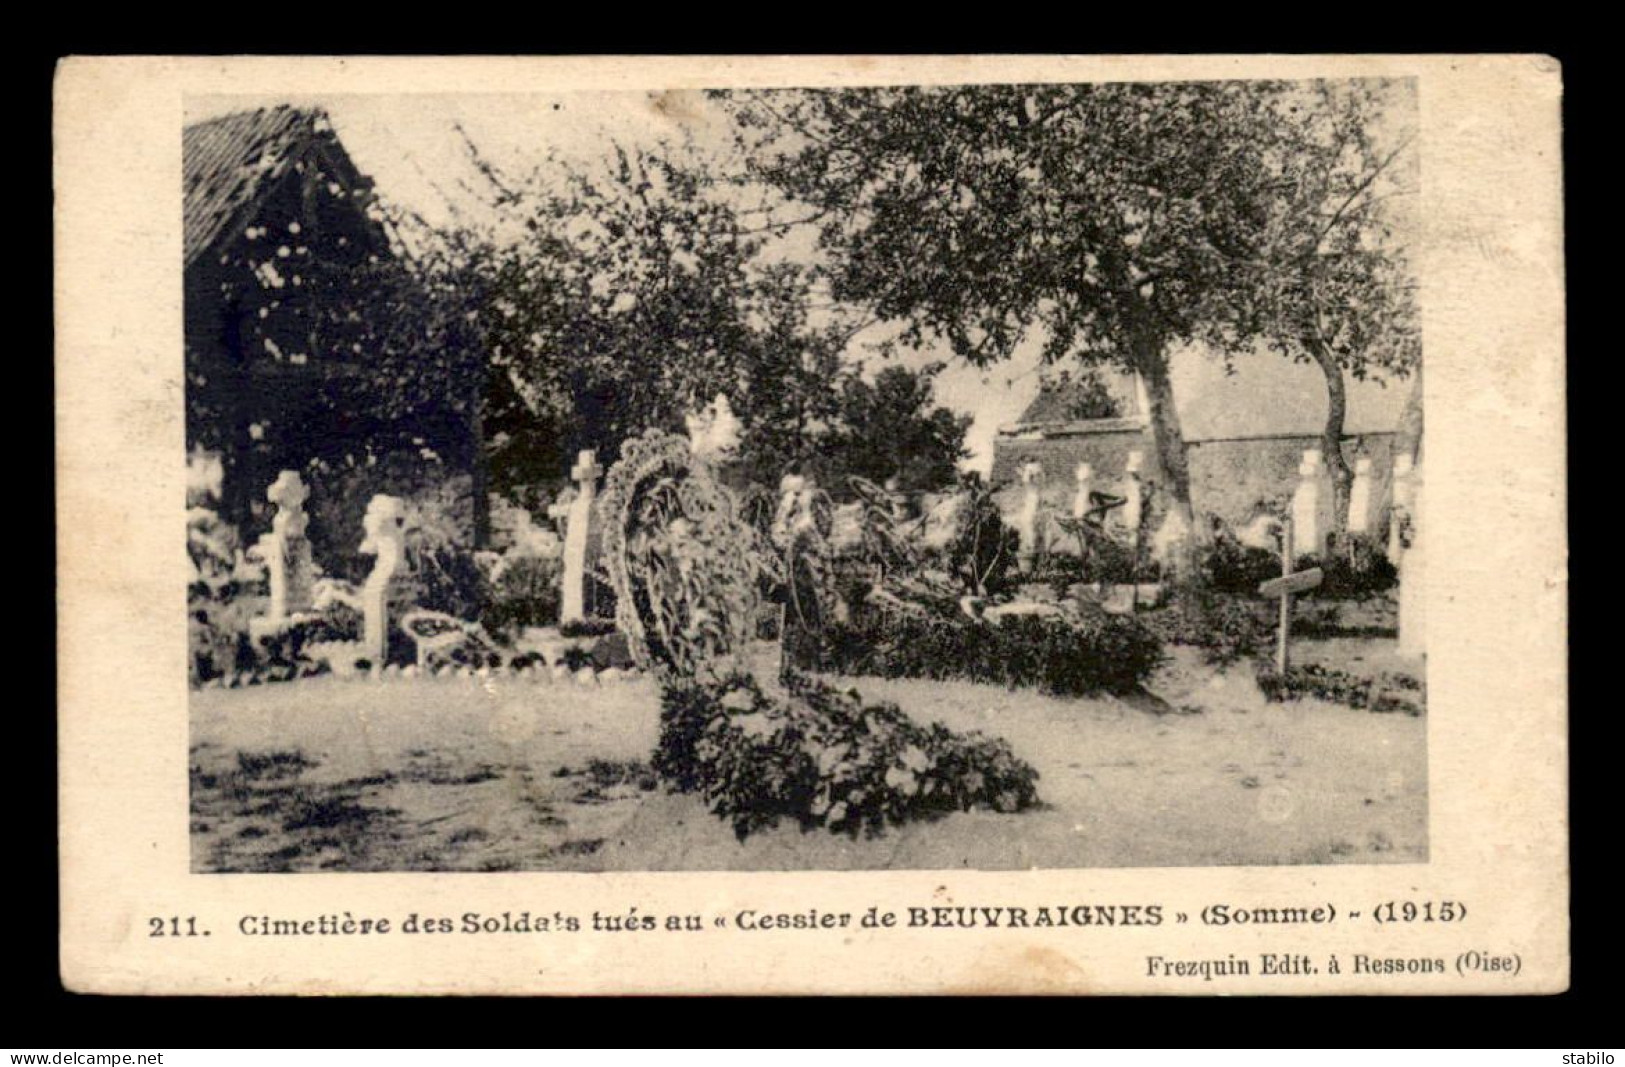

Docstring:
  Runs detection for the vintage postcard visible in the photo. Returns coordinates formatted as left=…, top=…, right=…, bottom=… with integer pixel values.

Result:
left=55, top=54, right=1566, bottom=995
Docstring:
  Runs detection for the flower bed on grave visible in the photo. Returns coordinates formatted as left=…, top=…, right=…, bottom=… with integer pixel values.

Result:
left=790, top=605, right=1163, bottom=698
left=598, top=427, right=1042, bottom=839
left=655, top=670, right=1038, bottom=840
left=774, top=471, right=1165, bottom=698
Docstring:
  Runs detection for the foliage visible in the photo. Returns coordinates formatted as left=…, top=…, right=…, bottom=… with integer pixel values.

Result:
left=435, top=142, right=871, bottom=497
left=188, top=507, right=264, bottom=685
left=793, top=605, right=1163, bottom=697
left=1257, top=663, right=1424, bottom=715
left=654, top=671, right=1040, bottom=839
left=480, top=554, right=562, bottom=640
left=1034, top=368, right=1124, bottom=422
left=1298, top=532, right=1399, bottom=600
left=1200, top=535, right=1284, bottom=596
left=1141, top=590, right=1273, bottom=667
left=821, top=365, right=972, bottom=493
left=398, top=486, right=485, bottom=623
left=1037, top=529, right=1145, bottom=593
left=1253, top=81, right=1421, bottom=524
left=718, top=82, right=1410, bottom=574
left=299, top=457, right=469, bottom=582
left=251, top=606, right=363, bottom=674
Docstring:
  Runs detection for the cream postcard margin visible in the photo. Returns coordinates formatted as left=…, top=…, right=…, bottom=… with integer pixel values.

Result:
left=55, top=54, right=1566, bottom=995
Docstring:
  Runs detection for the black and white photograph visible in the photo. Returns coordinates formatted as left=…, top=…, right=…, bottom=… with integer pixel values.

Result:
left=181, top=79, right=1432, bottom=874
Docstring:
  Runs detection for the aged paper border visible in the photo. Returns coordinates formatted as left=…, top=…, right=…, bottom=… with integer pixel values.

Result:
left=55, top=54, right=1567, bottom=995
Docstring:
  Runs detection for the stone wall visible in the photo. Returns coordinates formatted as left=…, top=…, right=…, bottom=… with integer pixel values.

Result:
left=991, top=423, right=1398, bottom=534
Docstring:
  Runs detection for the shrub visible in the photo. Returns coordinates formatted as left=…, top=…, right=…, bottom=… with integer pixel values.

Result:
left=1298, top=533, right=1399, bottom=600
left=249, top=603, right=363, bottom=673
left=590, top=631, right=637, bottom=670
left=1033, top=536, right=1146, bottom=596
left=400, top=532, right=484, bottom=623
left=188, top=507, right=265, bottom=685
left=559, top=616, right=619, bottom=639
left=1257, top=663, right=1424, bottom=715
left=654, top=671, right=1040, bottom=839
left=1200, top=537, right=1283, bottom=596
left=793, top=606, right=1163, bottom=697
left=481, top=554, right=562, bottom=640
left=1140, top=590, right=1272, bottom=667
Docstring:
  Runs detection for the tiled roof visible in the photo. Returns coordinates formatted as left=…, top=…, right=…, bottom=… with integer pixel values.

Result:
left=1014, top=369, right=1137, bottom=425
left=182, top=106, right=330, bottom=267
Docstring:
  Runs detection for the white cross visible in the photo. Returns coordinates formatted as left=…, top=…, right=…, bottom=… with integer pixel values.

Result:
left=267, top=470, right=309, bottom=513
left=571, top=449, right=603, bottom=487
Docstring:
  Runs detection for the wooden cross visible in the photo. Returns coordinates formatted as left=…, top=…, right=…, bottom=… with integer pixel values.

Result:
left=1257, top=517, right=1322, bottom=674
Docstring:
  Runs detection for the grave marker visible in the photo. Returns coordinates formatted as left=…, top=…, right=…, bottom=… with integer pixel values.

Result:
left=561, top=449, right=602, bottom=623
left=1396, top=461, right=1425, bottom=658
left=1290, top=448, right=1331, bottom=557
left=260, top=470, right=315, bottom=621
left=1016, top=459, right=1043, bottom=572
left=1389, top=453, right=1416, bottom=561
left=1120, top=451, right=1145, bottom=549
left=1347, top=456, right=1376, bottom=535
left=1071, top=462, right=1093, bottom=520
left=1258, top=517, right=1323, bottom=674
left=359, top=495, right=406, bottom=666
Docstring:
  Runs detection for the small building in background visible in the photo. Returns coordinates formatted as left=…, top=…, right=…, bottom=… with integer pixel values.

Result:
left=184, top=105, right=478, bottom=567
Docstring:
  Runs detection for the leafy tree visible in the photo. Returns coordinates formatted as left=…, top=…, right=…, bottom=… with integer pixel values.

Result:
left=717, top=81, right=1383, bottom=580
left=1254, top=80, right=1419, bottom=528
left=444, top=144, right=860, bottom=503
left=823, top=363, right=971, bottom=494
left=443, top=142, right=972, bottom=506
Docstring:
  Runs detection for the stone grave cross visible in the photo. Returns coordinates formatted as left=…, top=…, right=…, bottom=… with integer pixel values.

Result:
left=358, top=495, right=406, bottom=666
left=1257, top=516, right=1323, bottom=674
left=263, top=470, right=315, bottom=620
left=561, top=449, right=603, bottom=623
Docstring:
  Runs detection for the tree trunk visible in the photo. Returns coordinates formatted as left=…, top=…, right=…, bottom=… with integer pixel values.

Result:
left=1310, top=343, right=1353, bottom=531
left=1133, top=337, right=1203, bottom=583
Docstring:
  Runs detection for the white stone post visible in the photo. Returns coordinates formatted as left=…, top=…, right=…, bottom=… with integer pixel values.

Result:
left=1120, top=451, right=1145, bottom=550
left=1389, top=454, right=1416, bottom=561
left=1396, top=469, right=1425, bottom=659
left=1071, top=462, right=1093, bottom=520
left=260, top=470, right=314, bottom=621
left=1016, top=460, right=1043, bottom=573
left=1347, top=456, right=1377, bottom=536
left=1290, top=449, right=1331, bottom=557
left=561, top=449, right=603, bottom=624
left=358, top=495, right=406, bottom=666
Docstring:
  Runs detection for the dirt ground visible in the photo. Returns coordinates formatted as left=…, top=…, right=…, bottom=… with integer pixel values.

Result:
left=190, top=632, right=1426, bottom=872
